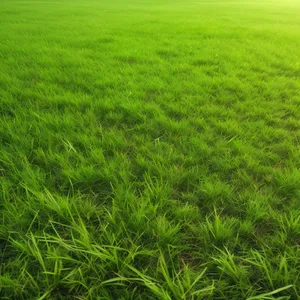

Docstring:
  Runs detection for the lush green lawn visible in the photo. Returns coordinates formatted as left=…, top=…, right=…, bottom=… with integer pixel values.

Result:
left=1, top=0, right=300, bottom=298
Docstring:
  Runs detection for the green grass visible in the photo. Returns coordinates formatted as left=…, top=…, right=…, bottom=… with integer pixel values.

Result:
left=1, top=0, right=300, bottom=298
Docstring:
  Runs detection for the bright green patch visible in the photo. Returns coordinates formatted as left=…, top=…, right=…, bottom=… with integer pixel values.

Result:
left=1, top=0, right=300, bottom=299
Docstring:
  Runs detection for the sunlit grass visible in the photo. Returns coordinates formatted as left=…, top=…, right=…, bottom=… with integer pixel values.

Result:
left=1, top=0, right=300, bottom=298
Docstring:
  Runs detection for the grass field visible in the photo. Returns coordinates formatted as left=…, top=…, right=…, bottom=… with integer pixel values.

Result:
left=1, top=0, right=300, bottom=299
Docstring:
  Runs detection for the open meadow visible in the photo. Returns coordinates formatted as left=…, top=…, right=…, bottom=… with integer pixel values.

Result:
left=1, top=0, right=300, bottom=299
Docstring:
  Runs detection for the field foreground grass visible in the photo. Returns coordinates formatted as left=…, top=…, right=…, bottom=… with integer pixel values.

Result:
left=1, top=0, right=300, bottom=299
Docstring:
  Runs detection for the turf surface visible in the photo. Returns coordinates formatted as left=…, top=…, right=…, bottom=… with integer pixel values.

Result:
left=1, top=0, right=300, bottom=299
